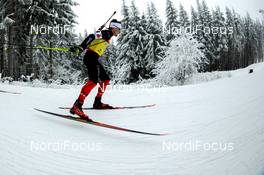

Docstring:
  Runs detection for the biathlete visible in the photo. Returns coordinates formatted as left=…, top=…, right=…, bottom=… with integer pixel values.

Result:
left=69, top=19, right=122, bottom=121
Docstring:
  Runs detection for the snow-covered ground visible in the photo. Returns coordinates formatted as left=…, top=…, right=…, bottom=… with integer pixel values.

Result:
left=0, top=63, right=264, bottom=175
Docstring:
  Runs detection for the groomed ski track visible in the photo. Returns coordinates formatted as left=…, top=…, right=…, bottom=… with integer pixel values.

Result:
left=0, top=63, right=264, bottom=175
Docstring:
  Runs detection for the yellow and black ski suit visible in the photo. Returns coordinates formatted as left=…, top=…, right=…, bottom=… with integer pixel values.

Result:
left=79, top=30, right=113, bottom=84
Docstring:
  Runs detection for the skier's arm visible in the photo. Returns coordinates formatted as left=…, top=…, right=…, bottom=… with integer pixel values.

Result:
left=69, top=34, right=95, bottom=55
left=101, top=30, right=112, bottom=40
left=79, top=34, right=95, bottom=50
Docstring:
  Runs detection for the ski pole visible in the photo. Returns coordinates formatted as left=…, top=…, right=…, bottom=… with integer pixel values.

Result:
left=98, top=11, right=116, bottom=31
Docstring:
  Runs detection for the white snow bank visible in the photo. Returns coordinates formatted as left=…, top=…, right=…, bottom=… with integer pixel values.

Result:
left=185, top=71, right=232, bottom=85
left=186, top=62, right=264, bottom=85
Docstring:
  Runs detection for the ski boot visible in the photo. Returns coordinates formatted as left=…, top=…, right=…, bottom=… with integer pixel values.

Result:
left=70, top=100, right=93, bottom=122
left=93, top=97, right=114, bottom=109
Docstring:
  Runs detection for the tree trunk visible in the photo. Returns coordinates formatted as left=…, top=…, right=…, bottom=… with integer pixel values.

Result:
left=0, top=30, right=4, bottom=75
left=49, top=41, right=53, bottom=79
left=7, top=26, right=14, bottom=78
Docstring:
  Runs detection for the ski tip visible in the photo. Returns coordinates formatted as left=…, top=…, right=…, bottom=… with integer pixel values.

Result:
left=34, top=108, right=47, bottom=113
left=157, top=133, right=169, bottom=136
left=0, top=90, right=21, bottom=95
left=58, top=107, right=68, bottom=109
left=144, top=133, right=169, bottom=136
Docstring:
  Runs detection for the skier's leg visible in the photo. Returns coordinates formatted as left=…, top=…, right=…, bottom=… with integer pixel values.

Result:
left=97, top=63, right=110, bottom=97
left=96, top=79, right=110, bottom=98
left=77, top=80, right=97, bottom=104
left=70, top=51, right=99, bottom=117
left=93, top=64, right=113, bottom=109
left=78, top=51, right=99, bottom=105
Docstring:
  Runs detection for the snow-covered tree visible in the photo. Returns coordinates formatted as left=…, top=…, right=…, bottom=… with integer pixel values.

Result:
left=195, top=0, right=214, bottom=71
left=165, top=0, right=179, bottom=41
left=225, top=7, right=236, bottom=70
left=190, top=5, right=199, bottom=39
left=259, top=9, right=264, bottom=61
left=0, top=0, right=79, bottom=81
left=153, top=34, right=205, bottom=86
left=0, top=0, right=15, bottom=76
left=178, top=4, right=190, bottom=28
left=211, top=6, right=228, bottom=69
left=31, top=0, right=79, bottom=83
left=115, top=0, right=148, bottom=83
left=0, top=0, right=32, bottom=78
left=121, top=0, right=130, bottom=29
left=101, top=44, right=118, bottom=79
left=114, top=1, right=167, bottom=83
left=114, top=0, right=131, bottom=83
left=232, top=10, right=246, bottom=69
left=145, top=2, right=166, bottom=75
left=117, top=0, right=130, bottom=44
left=254, top=19, right=263, bottom=63
left=244, top=13, right=259, bottom=66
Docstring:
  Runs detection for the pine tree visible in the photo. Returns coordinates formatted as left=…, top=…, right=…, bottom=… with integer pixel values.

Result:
left=178, top=4, right=190, bottom=28
left=51, top=0, right=79, bottom=83
left=243, top=13, right=258, bottom=67
left=190, top=5, right=199, bottom=39
left=101, top=44, right=118, bottom=80
left=260, top=9, right=264, bottom=61
left=0, top=0, right=11, bottom=76
left=165, top=0, right=178, bottom=41
left=232, top=10, right=245, bottom=69
left=196, top=0, right=214, bottom=71
left=254, top=19, right=263, bottom=62
left=211, top=6, right=228, bottom=70
left=145, top=2, right=166, bottom=76
left=0, top=0, right=3, bottom=76
left=31, top=0, right=79, bottom=83
left=114, top=0, right=131, bottom=83
left=225, top=7, right=236, bottom=70
left=139, top=13, right=149, bottom=77
left=1, top=0, right=79, bottom=82
left=117, top=0, right=130, bottom=44
left=0, top=0, right=53, bottom=80
left=115, top=0, right=148, bottom=83
left=2, top=0, right=30, bottom=79
left=121, top=0, right=130, bottom=29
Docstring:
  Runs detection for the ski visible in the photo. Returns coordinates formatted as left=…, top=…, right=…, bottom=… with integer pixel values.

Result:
left=34, top=108, right=167, bottom=136
left=0, top=90, right=21, bottom=94
left=59, top=104, right=156, bottom=110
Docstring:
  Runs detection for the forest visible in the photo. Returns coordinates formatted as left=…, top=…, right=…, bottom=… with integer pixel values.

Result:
left=0, top=0, right=263, bottom=85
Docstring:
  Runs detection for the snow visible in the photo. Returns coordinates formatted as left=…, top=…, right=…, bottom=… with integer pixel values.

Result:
left=1, top=63, right=264, bottom=175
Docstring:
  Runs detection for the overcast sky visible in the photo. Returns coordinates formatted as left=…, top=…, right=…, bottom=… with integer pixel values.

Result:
left=72, top=0, right=264, bottom=34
